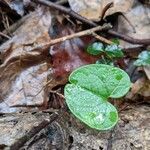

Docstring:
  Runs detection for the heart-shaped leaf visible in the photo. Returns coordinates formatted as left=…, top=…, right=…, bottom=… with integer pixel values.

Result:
left=134, top=51, right=150, bottom=66
left=105, top=44, right=124, bottom=58
left=87, top=42, right=104, bottom=55
left=64, top=64, right=131, bottom=130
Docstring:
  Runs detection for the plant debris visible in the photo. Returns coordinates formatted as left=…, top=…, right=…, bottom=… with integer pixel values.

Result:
left=0, top=0, right=150, bottom=149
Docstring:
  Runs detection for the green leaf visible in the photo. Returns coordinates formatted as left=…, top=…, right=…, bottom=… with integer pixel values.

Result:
left=105, top=44, right=124, bottom=58
left=65, top=84, right=118, bottom=130
left=112, top=38, right=120, bottom=45
left=134, top=51, right=150, bottom=66
left=64, top=64, right=131, bottom=130
left=87, top=42, right=104, bottom=55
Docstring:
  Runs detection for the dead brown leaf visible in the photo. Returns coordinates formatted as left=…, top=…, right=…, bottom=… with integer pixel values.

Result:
left=0, top=7, right=52, bottom=113
left=144, top=66, right=150, bottom=80
left=118, top=2, right=150, bottom=48
left=126, top=77, right=150, bottom=101
left=68, top=0, right=134, bottom=21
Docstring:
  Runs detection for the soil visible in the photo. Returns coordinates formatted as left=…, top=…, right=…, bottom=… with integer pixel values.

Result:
left=0, top=104, right=149, bottom=150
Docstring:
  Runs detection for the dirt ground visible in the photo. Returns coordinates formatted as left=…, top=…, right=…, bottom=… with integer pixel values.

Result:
left=0, top=104, right=149, bottom=150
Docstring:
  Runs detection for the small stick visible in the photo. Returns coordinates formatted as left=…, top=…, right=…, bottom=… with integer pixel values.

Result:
left=49, top=90, right=65, bottom=99
left=108, top=30, right=150, bottom=45
left=48, top=24, right=111, bottom=45
left=56, top=0, right=68, bottom=5
left=32, top=0, right=97, bottom=27
left=92, top=32, right=113, bottom=45
left=0, top=31, right=11, bottom=39
left=100, top=2, right=114, bottom=20
left=25, top=24, right=111, bottom=51
left=0, top=108, right=58, bottom=117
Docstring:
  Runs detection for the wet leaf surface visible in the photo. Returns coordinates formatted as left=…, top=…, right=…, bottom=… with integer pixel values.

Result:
left=65, top=64, right=131, bottom=130
left=87, top=42, right=104, bottom=55
left=105, top=44, right=124, bottom=58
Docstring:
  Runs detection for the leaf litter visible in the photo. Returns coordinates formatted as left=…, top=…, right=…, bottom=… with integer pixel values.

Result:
left=0, top=0, right=150, bottom=149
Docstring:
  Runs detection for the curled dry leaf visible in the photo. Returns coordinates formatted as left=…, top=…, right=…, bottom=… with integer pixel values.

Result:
left=68, top=0, right=134, bottom=21
left=126, top=77, right=150, bottom=101
left=118, top=2, right=150, bottom=48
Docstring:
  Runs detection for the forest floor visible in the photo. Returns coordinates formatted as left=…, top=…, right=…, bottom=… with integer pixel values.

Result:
left=0, top=0, right=150, bottom=149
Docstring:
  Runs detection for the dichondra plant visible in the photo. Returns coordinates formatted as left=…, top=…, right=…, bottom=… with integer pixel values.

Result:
left=87, top=41, right=124, bottom=58
left=134, top=50, right=150, bottom=66
left=86, top=41, right=124, bottom=66
left=64, top=64, right=131, bottom=130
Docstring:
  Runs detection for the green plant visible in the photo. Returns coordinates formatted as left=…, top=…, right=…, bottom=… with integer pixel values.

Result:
left=111, top=38, right=120, bottom=45
left=105, top=44, right=124, bottom=58
left=87, top=42, right=104, bottom=55
left=86, top=41, right=124, bottom=66
left=96, top=57, right=114, bottom=66
left=87, top=42, right=124, bottom=58
left=64, top=64, right=131, bottom=130
left=134, top=50, right=150, bottom=66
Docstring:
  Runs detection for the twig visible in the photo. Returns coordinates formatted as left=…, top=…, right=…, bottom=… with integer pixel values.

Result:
left=123, top=45, right=145, bottom=53
left=48, top=24, right=111, bottom=45
left=92, top=32, right=113, bottom=45
left=10, top=104, right=43, bottom=108
left=107, top=30, right=150, bottom=45
left=0, top=108, right=58, bottom=117
left=49, top=90, right=65, bottom=99
left=100, top=2, right=114, bottom=20
left=0, top=31, right=10, bottom=39
left=32, top=0, right=150, bottom=45
left=0, top=8, right=11, bottom=35
left=32, top=0, right=96, bottom=27
left=26, top=24, right=111, bottom=51
left=56, top=0, right=68, bottom=5
left=1, top=14, right=30, bottom=36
